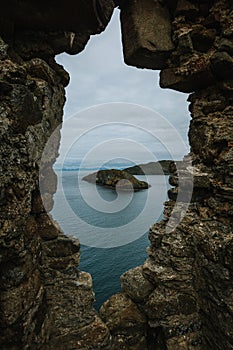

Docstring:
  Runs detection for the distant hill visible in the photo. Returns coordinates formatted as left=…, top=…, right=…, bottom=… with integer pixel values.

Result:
left=124, top=160, right=182, bottom=175
left=82, top=169, right=150, bottom=191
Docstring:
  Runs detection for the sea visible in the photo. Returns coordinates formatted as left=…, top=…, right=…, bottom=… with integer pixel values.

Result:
left=52, top=170, right=169, bottom=309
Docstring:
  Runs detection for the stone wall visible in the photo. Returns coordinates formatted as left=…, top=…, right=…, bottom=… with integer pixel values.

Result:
left=100, top=1, right=233, bottom=349
left=0, top=35, right=112, bottom=350
left=0, top=1, right=114, bottom=349
left=0, top=0, right=232, bottom=349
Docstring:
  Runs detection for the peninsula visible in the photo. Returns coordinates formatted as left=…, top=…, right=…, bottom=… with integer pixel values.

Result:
left=124, top=160, right=182, bottom=175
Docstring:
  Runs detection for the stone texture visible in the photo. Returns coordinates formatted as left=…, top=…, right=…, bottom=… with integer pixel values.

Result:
left=100, top=293, right=147, bottom=350
left=158, top=0, right=233, bottom=92
left=1, top=0, right=115, bottom=36
left=120, top=0, right=174, bottom=69
left=1, top=0, right=233, bottom=350
left=121, top=266, right=154, bottom=303
left=103, top=1, right=233, bottom=349
left=44, top=269, right=112, bottom=350
left=160, top=63, right=215, bottom=93
left=0, top=2, right=114, bottom=349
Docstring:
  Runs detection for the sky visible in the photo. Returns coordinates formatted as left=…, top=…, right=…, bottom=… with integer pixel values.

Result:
left=55, top=9, right=190, bottom=167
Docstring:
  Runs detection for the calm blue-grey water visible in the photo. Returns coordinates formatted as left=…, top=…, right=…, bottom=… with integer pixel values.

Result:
left=52, top=171, right=168, bottom=309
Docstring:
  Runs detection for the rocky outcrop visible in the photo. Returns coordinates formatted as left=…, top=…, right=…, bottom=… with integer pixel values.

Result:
left=83, top=169, right=150, bottom=191
left=160, top=0, right=233, bottom=93
left=0, top=37, right=112, bottom=349
left=1, top=1, right=114, bottom=57
left=101, top=1, right=233, bottom=349
left=0, top=2, right=114, bottom=349
left=0, top=1, right=114, bottom=38
left=100, top=292, right=148, bottom=350
left=0, top=0, right=233, bottom=349
left=120, top=0, right=174, bottom=69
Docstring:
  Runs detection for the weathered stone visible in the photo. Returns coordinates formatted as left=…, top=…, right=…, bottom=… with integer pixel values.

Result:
left=10, top=84, right=43, bottom=133
left=191, top=28, right=216, bottom=52
left=44, top=270, right=113, bottom=349
left=1, top=270, right=41, bottom=326
left=148, top=313, right=202, bottom=348
left=217, top=37, right=233, bottom=55
left=145, top=287, right=197, bottom=320
left=42, top=235, right=80, bottom=270
left=1, top=1, right=233, bottom=349
left=42, top=235, right=80, bottom=258
left=25, top=58, right=60, bottom=85
left=166, top=333, right=203, bottom=350
left=1, top=253, right=32, bottom=290
left=48, top=315, right=111, bottom=350
left=210, top=51, right=233, bottom=80
left=120, top=0, right=174, bottom=69
left=143, top=258, right=193, bottom=288
left=0, top=0, right=115, bottom=36
left=14, top=30, right=90, bottom=60
left=0, top=3, right=115, bottom=346
left=175, top=0, right=199, bottom=18
left=37, top=213, right=60, bottom=241
left=100, top=293, right=147, bottom=349
left=177, top=31, right=194, bottom=54
left=160, top=64, right=215, bottom=93
left=121, top=266, right=154, bottom=303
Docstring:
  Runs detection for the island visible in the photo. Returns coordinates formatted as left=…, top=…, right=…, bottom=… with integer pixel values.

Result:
left=82, top=169, right=150, bottom=191
left=123, top=160, right=183, bottom=175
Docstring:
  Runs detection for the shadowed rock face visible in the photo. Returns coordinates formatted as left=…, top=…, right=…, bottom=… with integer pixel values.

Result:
left=0, top=0, right=233, bottom=349
left=0, top=2, right=114, bottom=349
left=120, top=0, right=174, bottom=69
left=0, top=0, right=115, bottom=56
left=1, top=0, right=115, bottom=35
left=105, top=1, right=233, bottom=349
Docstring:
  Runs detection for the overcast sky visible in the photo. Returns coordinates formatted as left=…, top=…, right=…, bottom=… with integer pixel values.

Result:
left=55, top=9, right=190, bottom=166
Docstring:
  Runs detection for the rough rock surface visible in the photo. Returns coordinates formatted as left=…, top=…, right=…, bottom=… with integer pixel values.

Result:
left=101, top=1, right=233, bottom=349
left=0, top=0, right=115, bottom=41
left=0, top=2, right=114, bottom=349
left=0, top=0, right=233, bottom=350
left=120, top=0, right=174, bottom=69
left=100, top=293, right=147, bottom=350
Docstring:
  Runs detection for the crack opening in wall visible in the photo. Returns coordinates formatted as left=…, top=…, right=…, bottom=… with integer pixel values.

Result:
left=1, top=1, right=233, bottom=349
left=50, top=9, right=190, bottom=310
